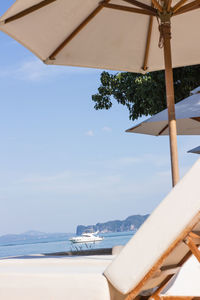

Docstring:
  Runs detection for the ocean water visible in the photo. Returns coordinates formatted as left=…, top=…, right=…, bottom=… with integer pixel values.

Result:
left=0, top=231, right=135, bottom=258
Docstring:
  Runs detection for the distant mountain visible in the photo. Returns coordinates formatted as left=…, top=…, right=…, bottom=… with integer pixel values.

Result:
left=0, top=231, right=73, bottom=246
left=76, top=214, right=149, bottom=235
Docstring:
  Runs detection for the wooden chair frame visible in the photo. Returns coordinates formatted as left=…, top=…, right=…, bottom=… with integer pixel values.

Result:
left=125, top=213, right=200, bottom=300
left=149, top=231, right=200, bottom=300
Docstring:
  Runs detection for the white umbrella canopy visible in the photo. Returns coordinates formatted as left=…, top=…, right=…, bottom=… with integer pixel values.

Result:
left=188, top=146, right=200, bottom=154
left=1, top=0, right=200, bottom=186
left=0, top=0, right=200, bottom=72
left=126, top=88, right=200, bottom=135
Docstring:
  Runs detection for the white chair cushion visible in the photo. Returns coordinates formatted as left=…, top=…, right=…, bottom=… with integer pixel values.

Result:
left=104, top=158, right=200, bottom=295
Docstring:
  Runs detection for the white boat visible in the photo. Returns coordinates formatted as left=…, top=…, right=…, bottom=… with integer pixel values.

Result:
left=69, top=231, right=103, bottom=244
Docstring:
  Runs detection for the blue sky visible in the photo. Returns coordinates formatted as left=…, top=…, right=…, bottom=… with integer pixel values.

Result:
left=0, top=2, right=199, bottom=235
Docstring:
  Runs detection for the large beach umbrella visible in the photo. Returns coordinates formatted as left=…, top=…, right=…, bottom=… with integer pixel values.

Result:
left=188, top=146, right=200, bottom=154
left=1, top=0, right=200, bottom=186
left=126, top=87, right=200, bottom=135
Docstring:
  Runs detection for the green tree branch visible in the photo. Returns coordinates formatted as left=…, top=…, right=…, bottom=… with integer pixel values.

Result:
left=92, top=65, right=200, bottom=120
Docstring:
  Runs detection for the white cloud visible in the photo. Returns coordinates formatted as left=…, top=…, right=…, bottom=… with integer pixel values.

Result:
left=2, top=167, right=166, bottom=200
left=85, top=130, right=94, bottom=137
left=102, top=126, right=112, bottom=133
left=0, top=58, right=102, bottom=82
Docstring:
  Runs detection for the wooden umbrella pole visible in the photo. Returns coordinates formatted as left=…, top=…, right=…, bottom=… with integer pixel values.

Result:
left=161, top=21, right=179, bottom=186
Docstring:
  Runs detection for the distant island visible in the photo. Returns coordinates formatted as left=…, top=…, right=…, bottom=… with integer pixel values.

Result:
left=1, top=214, right=150, bottom=245
left=76, top=214, right=149, bottom=235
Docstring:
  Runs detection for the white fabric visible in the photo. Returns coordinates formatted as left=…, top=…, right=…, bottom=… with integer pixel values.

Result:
left=0, top=255, right=113, bottom=300
left=104, top=159, right=200, bottom=294
left=163, top=254, right=200, bottom=296
left=126, top=92, right=200, bottom=135
left=0, top=0, right=200, bottom=72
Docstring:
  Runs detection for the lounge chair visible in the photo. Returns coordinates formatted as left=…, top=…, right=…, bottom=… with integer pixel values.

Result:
left=0, top=159, right=200, bottom=300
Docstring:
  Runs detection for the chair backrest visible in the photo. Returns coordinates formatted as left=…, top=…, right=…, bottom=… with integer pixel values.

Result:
left=104, top=159, right=200, bottom=298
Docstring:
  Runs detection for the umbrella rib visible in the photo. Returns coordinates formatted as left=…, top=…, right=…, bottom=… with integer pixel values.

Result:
left=3, top=0, right=57, bottom=24
left=151, top=0, right=163, bottom=12
left=122, top=0, right=157, bottom=14
left=158, top=124, right=169, bottom=136
left=48, top=0, right=110, bottom=61
left=101, top=3, right=157, bottom=16
left=172, top=0, right=188, bottom=13
left=173, top=0, right=200, bottom=15
left=142, top=15, right=153, bottom=71
left=167, top=0, right=173, bottom=12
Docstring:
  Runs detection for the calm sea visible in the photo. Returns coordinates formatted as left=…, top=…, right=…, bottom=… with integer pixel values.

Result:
left=0, top=231, right=136, bottom=258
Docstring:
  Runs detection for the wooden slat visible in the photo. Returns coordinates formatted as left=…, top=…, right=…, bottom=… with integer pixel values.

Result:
left=190, top=231, right=200, bottom=238
left=151, top=0, right=163, bottom=12
left=188, top=232, right=200, bottom=245
left=142, top=15, right=153, bottom=71
left=184, top=236, right=200, bottom=263
left=160, top=265, right=180, bottom=272
left=177, top=250, right=192, bottom=267
left=102, top=3, right=157, bottom=16
left=192, top=230, right=200, bottom=236
left=172, top=0, right=188, bottom=13
left=4, top=0, right=56, bottom=24
left=174, top=0, right=200, bottom=15
left=153, top=266, right=180, bottom=278
left=122, top=0, right=157, bottom=14
left=48, top=0, right=110, bottom=60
